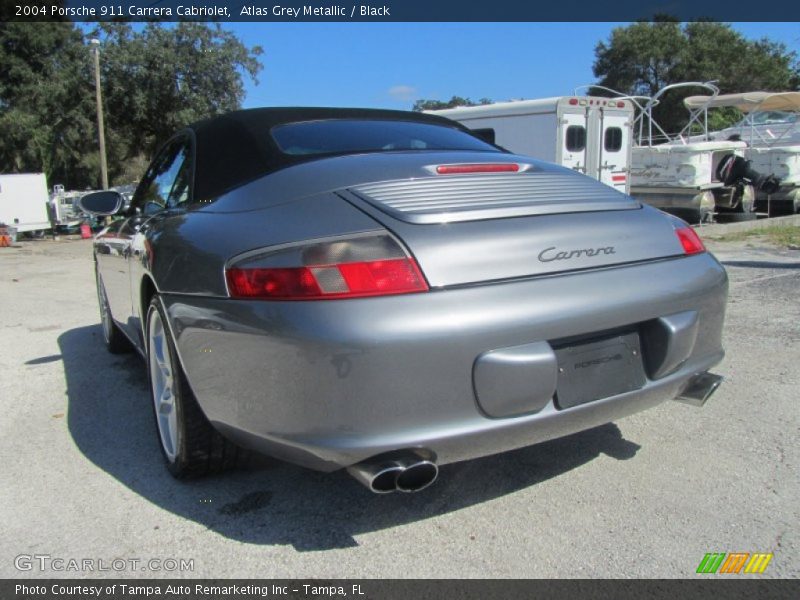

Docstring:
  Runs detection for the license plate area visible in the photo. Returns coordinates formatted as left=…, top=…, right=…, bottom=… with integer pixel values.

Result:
left=554, top=331, right=646, bottom=409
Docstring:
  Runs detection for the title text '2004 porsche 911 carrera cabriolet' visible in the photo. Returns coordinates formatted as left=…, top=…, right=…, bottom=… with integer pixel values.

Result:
left=78, top=107, right=727, bottom=493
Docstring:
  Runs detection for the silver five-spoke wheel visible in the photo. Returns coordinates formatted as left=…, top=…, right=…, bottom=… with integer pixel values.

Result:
left=148, top=307, right=179, bottom=462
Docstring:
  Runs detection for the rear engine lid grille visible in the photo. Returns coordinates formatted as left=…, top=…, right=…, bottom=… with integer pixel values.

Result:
left=351, top=171, right=639, bottom=224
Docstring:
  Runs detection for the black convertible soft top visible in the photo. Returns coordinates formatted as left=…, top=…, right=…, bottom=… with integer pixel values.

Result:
left=185, top=107, right=487, bottom=202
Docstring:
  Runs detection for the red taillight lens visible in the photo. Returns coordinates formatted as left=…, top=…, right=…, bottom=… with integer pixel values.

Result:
left=226, top=234, right=429, bottom=300
left=675, top=226, right=705, bottom=255
left=436, top=163, right=519, bottom=175
left=337, top=258, right=425, bottom=294
left=226, top=267, right=322, bottom=298
left=227, top=259, right=427, bottom=299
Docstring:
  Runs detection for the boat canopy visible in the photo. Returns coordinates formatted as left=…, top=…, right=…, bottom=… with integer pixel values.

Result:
left=683, top=92, right=800, bottom=113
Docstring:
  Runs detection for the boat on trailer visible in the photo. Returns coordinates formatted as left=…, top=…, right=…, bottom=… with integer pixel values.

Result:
left=683, top=91, right=800, bottom=216
left=626, top=82, right=765, bottom=224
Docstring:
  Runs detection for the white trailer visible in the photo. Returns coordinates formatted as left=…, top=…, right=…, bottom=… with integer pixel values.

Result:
left=428, top=96, right=635, bottom=193
left=0, top=173, right=51, bottom=233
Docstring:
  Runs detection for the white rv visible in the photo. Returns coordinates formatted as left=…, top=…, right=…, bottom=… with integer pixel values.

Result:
left=0, top=173, right=51, bottom=234
left=428, top=96, right=635, bottom=193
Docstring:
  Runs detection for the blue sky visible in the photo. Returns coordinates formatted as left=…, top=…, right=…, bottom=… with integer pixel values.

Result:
left=225, top=22, right=800, bottom=110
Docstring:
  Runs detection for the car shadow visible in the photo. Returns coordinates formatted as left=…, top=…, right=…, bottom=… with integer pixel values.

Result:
left=57, top=324, right=641, bottom=551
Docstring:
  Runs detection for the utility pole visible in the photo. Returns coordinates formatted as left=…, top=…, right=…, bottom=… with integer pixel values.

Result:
left=91, top=38, right=109, bottom=190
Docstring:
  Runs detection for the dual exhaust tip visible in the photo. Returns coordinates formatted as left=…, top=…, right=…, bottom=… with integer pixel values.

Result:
left=348, top=451, right=438, bottom=494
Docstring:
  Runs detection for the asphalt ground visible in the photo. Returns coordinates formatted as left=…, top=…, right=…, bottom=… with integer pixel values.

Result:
left=0, top=234, right=797, bottom=578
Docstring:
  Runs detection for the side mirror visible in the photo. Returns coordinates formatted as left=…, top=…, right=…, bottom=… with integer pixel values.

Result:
left=77, top=191, right=124, bottom=216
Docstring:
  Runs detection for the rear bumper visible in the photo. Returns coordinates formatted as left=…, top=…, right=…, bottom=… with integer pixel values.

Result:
left=164, top=252, right=728, bottom=472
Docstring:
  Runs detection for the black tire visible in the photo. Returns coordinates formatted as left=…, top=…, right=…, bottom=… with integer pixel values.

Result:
left=96, top=267, right=133, bottom=354
left=145, top=295, right=246, bottom=478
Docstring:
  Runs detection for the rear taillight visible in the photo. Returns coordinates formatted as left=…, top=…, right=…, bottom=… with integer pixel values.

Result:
left=225, top=234, right=428, bottom=300
left=675, top=225, right=705, bottom=255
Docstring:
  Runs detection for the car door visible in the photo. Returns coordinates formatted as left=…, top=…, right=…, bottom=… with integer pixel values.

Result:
left=127, top=138, right=193, bottom=343
left=101, top=138, right=189, bottom=344
left=94, top=217, right=130, bottom=327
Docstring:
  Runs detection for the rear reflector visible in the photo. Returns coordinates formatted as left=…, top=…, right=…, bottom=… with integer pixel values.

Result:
left=436, top=163, right=519, bottom=175
left=226, top=234, right=429, bottom=300
left=675, top=226, right=705, bottom=255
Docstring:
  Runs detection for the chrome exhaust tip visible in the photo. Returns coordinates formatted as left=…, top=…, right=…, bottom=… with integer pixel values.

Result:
left=675, top=372, right=723, bottom=407
left=346, top=461, right=404, bottom=494
left=347, top=450, right=438, bottom=494
left=396, top=460, right=438, bottom=493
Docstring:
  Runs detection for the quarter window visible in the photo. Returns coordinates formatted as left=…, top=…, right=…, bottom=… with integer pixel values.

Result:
left=167, top=158, right=192, bottom=209
left=132, top=139, right=191, bottom=216
left=604, top=127, right=623, bottom=152
left=566, top=126, right=586, bottom=152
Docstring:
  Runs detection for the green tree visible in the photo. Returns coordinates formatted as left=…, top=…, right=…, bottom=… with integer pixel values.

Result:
left=0, top=21, right=96, bottom=188
left=94, top=22, right=262, bottom=169
left=412, top=96, right=492, bottom=112
left=0, top=21, right=263, bottom=190
left=592, top=19, right=800, bottom=137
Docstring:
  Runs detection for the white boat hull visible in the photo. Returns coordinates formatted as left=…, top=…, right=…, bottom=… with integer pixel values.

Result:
left=630, top=141, right=747, bottom=189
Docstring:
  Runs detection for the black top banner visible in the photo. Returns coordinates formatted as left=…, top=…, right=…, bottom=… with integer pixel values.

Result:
left=5, top=0, right=800, bottom=22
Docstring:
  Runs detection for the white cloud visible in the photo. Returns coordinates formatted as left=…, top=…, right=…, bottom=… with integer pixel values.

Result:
left=388, top=85, right=417, bottom=101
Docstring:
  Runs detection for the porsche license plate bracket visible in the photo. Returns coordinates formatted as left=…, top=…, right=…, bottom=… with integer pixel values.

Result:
left=555, top=332, right=646, bottom=409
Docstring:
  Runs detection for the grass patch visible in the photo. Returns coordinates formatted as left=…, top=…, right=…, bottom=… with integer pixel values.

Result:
left=706, top=225, right=800, bottom=247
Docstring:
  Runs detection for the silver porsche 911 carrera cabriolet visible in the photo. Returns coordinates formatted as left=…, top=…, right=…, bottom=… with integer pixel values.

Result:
left=79, top=107, right=727, bottom=493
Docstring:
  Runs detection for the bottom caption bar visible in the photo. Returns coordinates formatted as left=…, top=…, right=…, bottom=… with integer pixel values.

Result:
left=4, top=579, right=798, bottom=600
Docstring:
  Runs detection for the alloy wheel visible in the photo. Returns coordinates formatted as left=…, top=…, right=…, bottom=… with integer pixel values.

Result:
left=148, top=308, right=179, bottom=462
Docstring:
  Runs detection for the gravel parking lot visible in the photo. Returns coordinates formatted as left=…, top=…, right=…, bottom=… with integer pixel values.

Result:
left=0, top=235, right=797, bottom=578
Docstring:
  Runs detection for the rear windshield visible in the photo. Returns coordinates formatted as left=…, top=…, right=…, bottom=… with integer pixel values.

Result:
left=271, top=119, right=501, bottom=156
